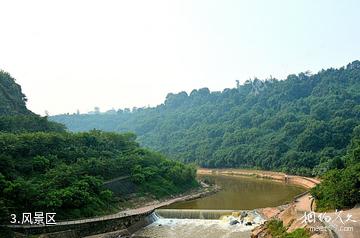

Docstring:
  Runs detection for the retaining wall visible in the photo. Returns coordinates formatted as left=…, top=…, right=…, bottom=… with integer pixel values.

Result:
left=10, top=211, right=152, bottom=238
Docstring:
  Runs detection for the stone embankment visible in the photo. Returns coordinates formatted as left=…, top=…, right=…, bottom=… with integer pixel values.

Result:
left=197, top=168, right=320, bottom=189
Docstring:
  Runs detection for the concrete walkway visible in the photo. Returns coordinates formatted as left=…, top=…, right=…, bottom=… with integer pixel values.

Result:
left=8, top=188, right=214, bottom=228
left=294, top=190, right=360, bottom=238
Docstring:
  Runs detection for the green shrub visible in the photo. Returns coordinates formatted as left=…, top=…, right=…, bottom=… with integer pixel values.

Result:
left=267, top=220, right=310, bottom=238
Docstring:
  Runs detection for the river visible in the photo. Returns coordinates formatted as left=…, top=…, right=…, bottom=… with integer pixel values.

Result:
left=134, top=174, right=306, bottom=238
left=167, top=174, right=305, bottom=209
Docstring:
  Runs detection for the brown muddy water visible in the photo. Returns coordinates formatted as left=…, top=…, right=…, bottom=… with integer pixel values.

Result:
left=167, top=174, right=306, bottom=210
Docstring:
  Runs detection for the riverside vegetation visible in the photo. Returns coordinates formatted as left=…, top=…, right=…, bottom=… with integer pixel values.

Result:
left=266, top=219, right=310, bottom=238
left=52, top=61, right=360, bottom=211
left=0, top=70, right=198, bottom=232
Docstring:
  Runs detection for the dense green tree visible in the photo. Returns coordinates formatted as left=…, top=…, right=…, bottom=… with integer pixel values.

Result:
left=311, top=136, right=360, bottom=210
left=51, top=61, right=360, bottom=176
left=0, top=71, right=198, bottom=222
left=0, top=71, right=29, bottom=115
left=0, top=131, right=198, bottom=219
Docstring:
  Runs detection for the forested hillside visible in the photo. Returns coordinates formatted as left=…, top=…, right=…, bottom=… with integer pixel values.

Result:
left=0, top=131, right=197, bottom=219
left=311, top=126, right=360, bottom=210
left=52, top=61, right=360, bottom=176
left=0, top=71, right=197, bottom=229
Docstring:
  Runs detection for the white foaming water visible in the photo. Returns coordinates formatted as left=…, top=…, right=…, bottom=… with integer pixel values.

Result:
left=134, top=212, right=265, bottom=238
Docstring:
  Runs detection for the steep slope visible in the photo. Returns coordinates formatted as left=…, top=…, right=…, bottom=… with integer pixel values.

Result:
left=0, top=70, right=30, bottom=115
left=0, top=71, right=66, bottom=132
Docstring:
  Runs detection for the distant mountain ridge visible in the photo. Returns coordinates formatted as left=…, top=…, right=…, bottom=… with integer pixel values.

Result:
left=51, top=61, right=360, bottom=176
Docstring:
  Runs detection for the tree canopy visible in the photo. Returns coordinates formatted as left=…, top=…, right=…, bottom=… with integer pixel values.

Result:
left=0, top=130, right=197, bottom=219
left=0, top=70, right=30, bottom=115
left=52, top=61, right=360, bottom=176
left=0, top=71, right=198, bottom=224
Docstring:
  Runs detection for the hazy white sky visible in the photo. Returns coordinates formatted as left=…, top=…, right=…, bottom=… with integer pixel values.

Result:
left=1, top=0, right=359, bottom=115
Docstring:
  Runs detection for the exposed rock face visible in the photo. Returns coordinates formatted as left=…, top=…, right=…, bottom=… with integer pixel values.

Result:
left=240, top=211, right=248, bottom=219
left=244, top=214, right=255, bottom=224
left=252, top=205, right=331, bottom=238
left=251, top=225, right=271, bottom=238
left=258, top=208, right=281, bottom=220
left=229, top=219, right=240, bottom=225
left=278, top=204, right=297, bottom=227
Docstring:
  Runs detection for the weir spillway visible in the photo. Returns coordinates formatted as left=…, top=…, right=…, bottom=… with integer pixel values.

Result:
left=133, top=209, right=265, bottom=238
left=155, top=209, right=248, bottom=219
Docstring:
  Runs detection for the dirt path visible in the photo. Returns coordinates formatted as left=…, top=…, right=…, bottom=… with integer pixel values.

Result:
left=294, top=194, right=314, bottom=212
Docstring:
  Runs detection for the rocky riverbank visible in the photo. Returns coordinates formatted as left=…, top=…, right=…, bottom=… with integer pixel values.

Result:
left=253, top=204, right=332, bottom=238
